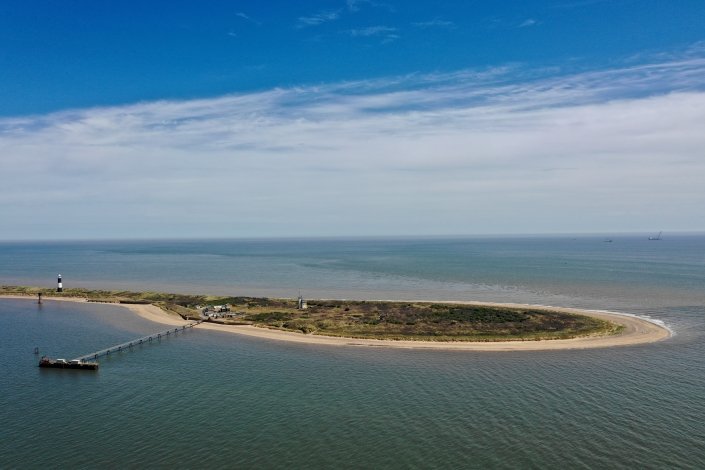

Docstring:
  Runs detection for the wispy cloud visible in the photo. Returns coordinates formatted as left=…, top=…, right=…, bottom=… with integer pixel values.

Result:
left=236, top=12, right=261, bottom=26
left=297, top=10, right=341, bottom=28
left=1, top=54, right=704, bottom=238
left=347, top=0, right=365, bottom=12
left=553, top=0, right=616, bottom=9
left=518, top=18, right=538, bottom=28
left=348, top=25, right=397, bottom=37
left=347, top=26, right=399, bottom=43
left=412, top=18, right=455, bottom=29
left=347, top=0, right=394, bottom=13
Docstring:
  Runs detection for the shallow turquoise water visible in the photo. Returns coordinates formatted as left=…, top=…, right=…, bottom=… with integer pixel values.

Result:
left=1, top=236, right=704, bottom=468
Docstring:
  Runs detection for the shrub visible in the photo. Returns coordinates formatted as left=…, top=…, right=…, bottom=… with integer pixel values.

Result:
left=245, top=311, right=294, bottom=323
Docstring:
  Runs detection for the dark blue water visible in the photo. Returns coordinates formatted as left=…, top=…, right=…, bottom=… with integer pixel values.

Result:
left=1, top=236, right=704, bottom=468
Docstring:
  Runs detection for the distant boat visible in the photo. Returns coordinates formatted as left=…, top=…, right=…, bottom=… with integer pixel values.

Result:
left=603, top=239, right=613, bottom=243
left=648, top=231, right=663, bottom=241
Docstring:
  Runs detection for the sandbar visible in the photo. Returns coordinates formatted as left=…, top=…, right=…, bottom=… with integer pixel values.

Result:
left=1, top=294, right=671, bottom=351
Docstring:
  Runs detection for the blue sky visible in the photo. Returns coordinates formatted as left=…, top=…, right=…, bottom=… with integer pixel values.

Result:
left=3, top=0, right=703, bottom=116
left=1, top=1, right=705, bottom=239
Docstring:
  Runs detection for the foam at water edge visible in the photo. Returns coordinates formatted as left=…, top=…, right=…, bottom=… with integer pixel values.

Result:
left=502, top=302, right=676, bottom=337
left=580, top=308, right=674, bottom=337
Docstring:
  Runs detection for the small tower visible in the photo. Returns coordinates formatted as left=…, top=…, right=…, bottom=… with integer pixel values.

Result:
left=297, top=294, right=307, bottom=310
left=57, top=274, right=63, bottom=293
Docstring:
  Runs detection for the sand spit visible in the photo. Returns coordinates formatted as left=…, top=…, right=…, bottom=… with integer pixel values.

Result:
left=2, top=295, right=670, bottom=351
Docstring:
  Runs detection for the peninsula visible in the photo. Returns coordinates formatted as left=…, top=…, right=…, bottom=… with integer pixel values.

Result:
left=1, top=285, right=670, bottom=350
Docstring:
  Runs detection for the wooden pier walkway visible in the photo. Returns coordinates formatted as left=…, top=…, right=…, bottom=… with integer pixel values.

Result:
left=72, top=320, right=203, bottom=362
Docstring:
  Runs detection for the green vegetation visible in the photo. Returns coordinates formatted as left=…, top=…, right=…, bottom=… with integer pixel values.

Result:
left=1, top=285, right=622, bottom=341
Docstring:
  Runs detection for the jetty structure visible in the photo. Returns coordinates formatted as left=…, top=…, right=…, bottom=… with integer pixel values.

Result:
left=39, top=320, right=203, bottom=371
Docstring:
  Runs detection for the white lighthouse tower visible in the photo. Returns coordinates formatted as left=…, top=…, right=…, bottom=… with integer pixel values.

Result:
left=57, top=274, right=63, bottom=293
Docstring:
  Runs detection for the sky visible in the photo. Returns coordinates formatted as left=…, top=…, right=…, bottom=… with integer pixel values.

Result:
left=1, top=0, right=704, bottom=239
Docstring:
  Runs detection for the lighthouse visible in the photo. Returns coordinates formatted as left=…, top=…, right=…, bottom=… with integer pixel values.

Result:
left=57, top=274, right=63, bottom=293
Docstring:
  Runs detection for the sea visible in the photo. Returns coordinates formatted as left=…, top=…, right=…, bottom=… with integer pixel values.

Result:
left=1, top=235, right=704, bottom=469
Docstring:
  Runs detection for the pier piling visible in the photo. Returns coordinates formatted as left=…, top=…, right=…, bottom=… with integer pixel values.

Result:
left=70, top=320, right=202, bottom=363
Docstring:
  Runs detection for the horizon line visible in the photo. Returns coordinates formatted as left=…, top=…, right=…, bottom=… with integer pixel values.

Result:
left=0, top=230, right=700, bottom=243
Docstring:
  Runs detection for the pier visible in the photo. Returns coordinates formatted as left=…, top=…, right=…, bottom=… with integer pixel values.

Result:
left=71, top=320, right=203, bottom=362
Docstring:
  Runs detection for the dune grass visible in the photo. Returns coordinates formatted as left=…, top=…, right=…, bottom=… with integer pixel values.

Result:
left=1, top=286, right=621, bottom=341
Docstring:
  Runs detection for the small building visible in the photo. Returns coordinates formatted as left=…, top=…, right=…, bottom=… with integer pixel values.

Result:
left=200, top=304, right=231, bottom=318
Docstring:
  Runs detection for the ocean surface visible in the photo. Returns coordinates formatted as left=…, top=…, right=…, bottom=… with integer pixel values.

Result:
left=1, top=235, right=704, bottom=468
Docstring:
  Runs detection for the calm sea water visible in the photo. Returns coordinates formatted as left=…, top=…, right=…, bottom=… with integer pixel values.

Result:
left=1, top=235, right=704, bottom=468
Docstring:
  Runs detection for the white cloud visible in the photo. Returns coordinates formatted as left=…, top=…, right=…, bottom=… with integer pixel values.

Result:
left=519, top=18, right=538, bottom=28
left=348, top=25, right=397, bottom=37
left=412, top=19, right=455, bottom=29
left=347, top=0, right=364, bottom=12
left=1, top=56, right=704, bottom=238
left=346, top=0, right=392, bottom=12
left=297, top=11, right=341, bottom=28
left=554, top=0, right=615, bottom=9
left=235, top=12, right=261, bottom=26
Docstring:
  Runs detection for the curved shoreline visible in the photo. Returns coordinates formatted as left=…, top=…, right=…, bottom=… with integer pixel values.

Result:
left=1, top=294, right=671, bottom=351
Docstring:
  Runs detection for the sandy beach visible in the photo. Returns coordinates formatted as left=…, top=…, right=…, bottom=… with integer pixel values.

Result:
left=1, top=294, right=671, bottom=351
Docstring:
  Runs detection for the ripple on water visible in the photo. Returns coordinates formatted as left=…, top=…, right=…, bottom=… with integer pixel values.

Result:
left=1, top=299, right=705, bottom=468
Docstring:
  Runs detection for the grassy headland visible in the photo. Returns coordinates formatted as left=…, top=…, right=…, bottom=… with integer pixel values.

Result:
left=1, top=285, right=622, bottom=342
